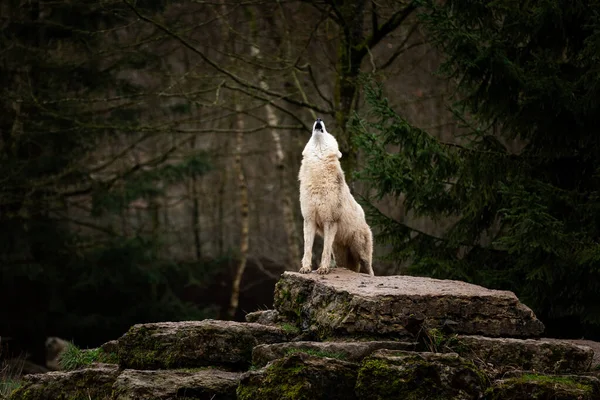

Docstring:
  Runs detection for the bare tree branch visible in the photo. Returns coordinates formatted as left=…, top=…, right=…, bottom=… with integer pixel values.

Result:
left=364, top=1, right=416, bottom=52
left=123, top=0, right=330, bottom=115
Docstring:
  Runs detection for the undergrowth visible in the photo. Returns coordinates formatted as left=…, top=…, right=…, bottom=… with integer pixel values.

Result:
left=59, top=344, right=118, bottom=371
left=0, top=344, right=23, bottom=399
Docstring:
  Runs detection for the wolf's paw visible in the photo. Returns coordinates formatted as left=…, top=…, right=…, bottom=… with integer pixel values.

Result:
left=299, top=266, right=312, bottom=274
left=316, top=266, right=330, bottom=275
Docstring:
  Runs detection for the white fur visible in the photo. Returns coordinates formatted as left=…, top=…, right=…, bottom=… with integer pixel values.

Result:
left=298, top=119, right=374, bottom=275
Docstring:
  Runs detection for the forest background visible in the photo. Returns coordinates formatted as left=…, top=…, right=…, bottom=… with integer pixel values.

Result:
left=2, top=0, right=599, bottom=365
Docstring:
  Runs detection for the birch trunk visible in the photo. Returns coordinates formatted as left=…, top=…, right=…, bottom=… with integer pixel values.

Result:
left=190, top=135, right=202, bottom=260
left=226, top=105, right=249, bottom=320
left=251, top=44, right=301, bottom=269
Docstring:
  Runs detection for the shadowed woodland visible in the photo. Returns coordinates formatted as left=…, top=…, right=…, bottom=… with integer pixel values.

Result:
left=2, top=0, right=600, bottom=369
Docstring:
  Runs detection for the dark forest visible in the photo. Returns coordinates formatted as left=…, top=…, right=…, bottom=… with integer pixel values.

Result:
left=1, top=0, right=599, bottom=378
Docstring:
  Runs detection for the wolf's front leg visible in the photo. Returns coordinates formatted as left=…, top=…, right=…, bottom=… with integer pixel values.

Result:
left=299, top=219, right=316, bottom=273
left=317, top=222, right=338, bottom=275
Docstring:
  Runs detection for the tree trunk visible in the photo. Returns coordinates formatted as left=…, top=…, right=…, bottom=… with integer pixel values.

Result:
left=226, top=105, right=249, bottom=320
left=331, top=1, right=416, bottom=180
left=334, top=1, right=366, bottom=178
left=217, top=158, right=227, bottom=258
left=190, top=134, right=202, bottom=260
left=251, top=44, right=301, bottom=269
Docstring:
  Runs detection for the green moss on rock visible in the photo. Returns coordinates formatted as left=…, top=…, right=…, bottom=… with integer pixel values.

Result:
left=274, top=271, right=545, bottom=340
left=355, top=350, right=487, bottom=400
left=453, top=336, right=594, bottom=375
left=118, top=320, right=287, bottom=370
left=284, top=348, right=347, bottom=361
left=9, top=365, right=118, bottom=400
left=485, top=373, right=600, bottom=400
left=279, top=323, right=300, bottom=336
left=237, top=352, right=358, bottom=400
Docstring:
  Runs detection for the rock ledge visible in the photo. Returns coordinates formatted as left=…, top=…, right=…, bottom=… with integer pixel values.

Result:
left=274, top=269, right=544, bottom=339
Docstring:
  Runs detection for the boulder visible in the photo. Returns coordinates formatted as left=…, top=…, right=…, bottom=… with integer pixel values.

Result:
left=455, top=335, right=594, bottom=374
left=118, top=319, right=288, bottom=370
left=355, top=349, right=486, bottom=400
left=237, top=352, right=358, bottom=400
left=100, top=339, right=119, bottom=354
left=245, top=310, right=280, bottom=325
left=561, top=338, right=600, bottom=370
left=252, top=340, right=417, bottom=367
left=112, top=368, right=241, bottom=400
left=274, top=270, right=544, bottom=339
left=9, top=364, right=118, bottom=400
left=486, top=373, right=600, bottom=400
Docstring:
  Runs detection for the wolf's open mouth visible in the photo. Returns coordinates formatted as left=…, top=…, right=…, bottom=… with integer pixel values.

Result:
left=315, top=122, right=323, bottom=130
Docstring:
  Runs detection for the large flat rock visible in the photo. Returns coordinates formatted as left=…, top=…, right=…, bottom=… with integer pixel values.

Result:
left=118, top=320, right=288, bottom=370
left=274, top=270, right=544, bottom=339
left=456, top=335, right=594, bottom=374
left=112, top=369, right=241, bottom=400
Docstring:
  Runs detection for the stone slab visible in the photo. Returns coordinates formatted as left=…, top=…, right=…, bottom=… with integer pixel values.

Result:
left=238, top=352, right=358, bottom=400
left=9, top=364, right=118, bottom=400
left=274, top=270, right=544, bottom=339
left=118, top=319, right=288, bottom=370
left=112, top=369, right=241, bottom=400
left=252, top=340, right=417, bottom=367
left=456, top=335, right=594, bottom=374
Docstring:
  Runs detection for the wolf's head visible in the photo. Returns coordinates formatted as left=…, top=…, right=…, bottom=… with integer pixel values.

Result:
left=305, top=118, right=342, bottom=159
left=313, top=118, right=326, bottom=134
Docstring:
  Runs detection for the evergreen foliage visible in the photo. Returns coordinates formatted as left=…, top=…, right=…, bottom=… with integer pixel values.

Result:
left=0, top=0, right=216, bottom=352
left=351, top=0, right=600, bottom=337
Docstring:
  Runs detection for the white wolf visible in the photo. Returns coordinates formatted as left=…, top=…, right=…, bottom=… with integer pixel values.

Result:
left=298, top=118, right=374, bottom=276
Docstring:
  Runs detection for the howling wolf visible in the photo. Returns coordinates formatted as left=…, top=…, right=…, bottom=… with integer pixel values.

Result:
left=298, top=118, right=374, bottom=275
